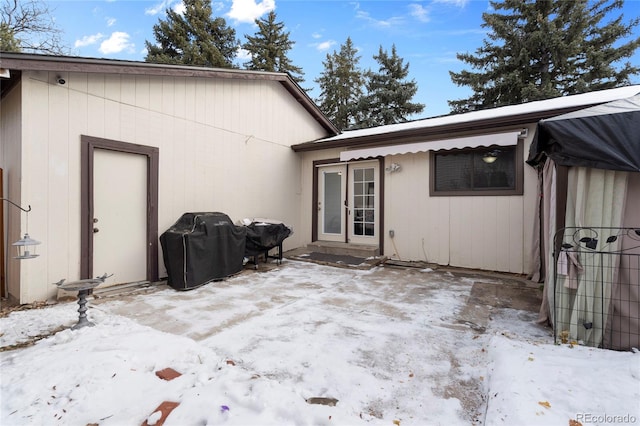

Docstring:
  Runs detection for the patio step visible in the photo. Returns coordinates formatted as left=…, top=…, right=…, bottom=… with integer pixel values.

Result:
left=306, top=241, right=379, bottom=258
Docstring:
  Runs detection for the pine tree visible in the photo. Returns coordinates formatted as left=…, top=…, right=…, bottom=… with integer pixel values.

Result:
left=242, top=11, right=304, bottom=84
left=145, top=0, right=238, bottom=68
left=449, top=0, right=640, bottom=113
left=358, top=44, right=424, bottom=127
left=315, top=37, right=365, bottom=131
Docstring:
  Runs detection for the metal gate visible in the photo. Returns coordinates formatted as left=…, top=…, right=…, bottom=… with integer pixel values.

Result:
left=552, top=227, right=640, bottom=350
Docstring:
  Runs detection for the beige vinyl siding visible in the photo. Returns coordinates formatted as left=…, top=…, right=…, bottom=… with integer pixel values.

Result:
left=10, top=70, right=328, bottom=303
left=380, top=129, right=537, bottom=274
left=0, top=82, right=23, bottom=301
left=298, top=126, right=538, bottom=275
left=22, top=74, right=50, bottom=303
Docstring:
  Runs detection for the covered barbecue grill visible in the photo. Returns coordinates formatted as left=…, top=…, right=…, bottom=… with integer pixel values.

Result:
left=160, top=212, right=246, bottom=290
left=244, top=219, right=292, bottom=268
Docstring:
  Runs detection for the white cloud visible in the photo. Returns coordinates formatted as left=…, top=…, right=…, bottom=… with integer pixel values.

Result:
left=433, top=0, right=469, bottom=6
left=236, top=47, right=252, bottom=62
left=145, top=0, right=179, bottom=16
left=311, top=32, right=322, bottom=39
left=315, top=40, right=336, bottom=52
left=408, top=4, right=430, bottom=23
left=74, top=33, right=104, bottom=48
left=227, top=0, right=275, bottom=24
left=99, top=32, right=134, bottom=55
left=211, top=1, right=226, bottom=13
left=106, top=17, right=116, bottom=27
left=173, top=1, right=186, bottom=15
left=355, top=9, right=404, bottom=28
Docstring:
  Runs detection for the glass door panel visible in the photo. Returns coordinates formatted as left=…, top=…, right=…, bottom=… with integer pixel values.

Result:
left=323, top=171, right=342, bottom=234
left=349, top=162, right=379, bottom=244
left=317, top=165, right=347, bottom=242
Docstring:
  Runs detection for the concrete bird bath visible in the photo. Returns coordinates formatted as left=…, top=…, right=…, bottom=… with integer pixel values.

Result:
left=53, top=274, right=112, bottom=330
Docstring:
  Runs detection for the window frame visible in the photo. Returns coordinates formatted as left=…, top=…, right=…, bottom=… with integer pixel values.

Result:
left=429, top=140, right=524, bottom=196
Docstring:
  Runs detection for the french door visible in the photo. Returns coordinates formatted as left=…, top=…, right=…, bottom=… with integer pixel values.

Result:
left=317, top=161, right=379, bottom=245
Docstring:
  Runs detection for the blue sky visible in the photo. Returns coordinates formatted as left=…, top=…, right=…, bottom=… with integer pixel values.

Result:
left=47, top=0, right=640, bottom=118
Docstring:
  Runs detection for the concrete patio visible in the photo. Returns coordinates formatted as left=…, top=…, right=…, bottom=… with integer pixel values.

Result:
left=86, top=257, right=544, bottom=423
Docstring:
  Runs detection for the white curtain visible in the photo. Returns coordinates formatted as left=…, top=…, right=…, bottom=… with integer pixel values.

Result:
left=554, top=167, right=628, bottom=347
left=537, top=159, right=557, bottom=325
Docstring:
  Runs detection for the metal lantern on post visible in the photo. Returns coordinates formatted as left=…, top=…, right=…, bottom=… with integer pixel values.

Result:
left=1, top=198, right=41, bottom=260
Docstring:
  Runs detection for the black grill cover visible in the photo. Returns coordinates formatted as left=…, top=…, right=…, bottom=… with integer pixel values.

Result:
left=245, top=222, right=292, bottom=256
left=160, top=212, right=247, bottom=290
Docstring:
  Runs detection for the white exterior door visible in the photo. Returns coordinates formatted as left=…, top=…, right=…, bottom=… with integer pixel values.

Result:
left=317, top=165, right=347, bottom=242
left=348, top=161, right=379, bottom=245
left=317, top=162, right=379, bottom=245
left=93, top=149, right=148, bottom=286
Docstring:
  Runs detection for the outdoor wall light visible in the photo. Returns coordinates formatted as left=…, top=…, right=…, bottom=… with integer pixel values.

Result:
left=518, top=128, right=528, bottom=139
left=385, top=163, right=401, bottom=173
left=1, top=198, right=41, bottom=260
left=482, top=150, right=500, bottom=164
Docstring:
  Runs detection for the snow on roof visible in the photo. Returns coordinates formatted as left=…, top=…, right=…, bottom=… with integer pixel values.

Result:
left=317, top=85, right=640, bottom=143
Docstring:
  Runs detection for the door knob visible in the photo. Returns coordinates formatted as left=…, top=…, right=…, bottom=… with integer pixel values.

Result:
left=93, top=228, right=99, bottom=233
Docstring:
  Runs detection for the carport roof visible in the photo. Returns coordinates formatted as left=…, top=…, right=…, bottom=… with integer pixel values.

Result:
left=0, top=52, right=339, bottom=135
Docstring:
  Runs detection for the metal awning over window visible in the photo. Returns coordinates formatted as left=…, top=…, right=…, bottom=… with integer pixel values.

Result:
left=339, top=131, right=521, bottom=162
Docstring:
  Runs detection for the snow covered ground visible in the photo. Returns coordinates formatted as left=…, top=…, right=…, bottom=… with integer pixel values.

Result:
left=1, top=260, right=638, bottom=425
